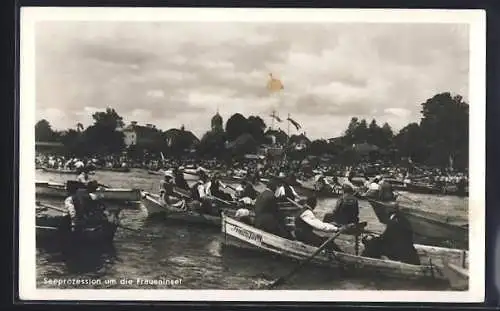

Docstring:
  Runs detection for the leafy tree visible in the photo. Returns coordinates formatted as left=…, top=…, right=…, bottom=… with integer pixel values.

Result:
left=35, top=119, right=57, bottom=142
left=197, top=130, right=226, bottom=158
left=225, top=113, right=248, bottom=141
left=247, top=115, right=267, bottom=143
left=419, top=92, right=469, bottom=168
left=83, top=107, right=125, bottom=155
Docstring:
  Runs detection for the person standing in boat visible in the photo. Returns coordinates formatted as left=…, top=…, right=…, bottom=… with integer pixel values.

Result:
left=294, top=196, right=343, bottom=252
left=361, top=208, right=420, bottom=265
left=254, top=180, right=293, bottom=239
left=323, top=184, right=360, bottom=225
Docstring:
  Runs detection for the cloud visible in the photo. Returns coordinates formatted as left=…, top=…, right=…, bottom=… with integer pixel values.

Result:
left=35, top=21, right=469, bottom=139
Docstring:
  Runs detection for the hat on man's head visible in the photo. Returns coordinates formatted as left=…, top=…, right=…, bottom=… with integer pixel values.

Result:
left=164, top=171, right=174, bottom=179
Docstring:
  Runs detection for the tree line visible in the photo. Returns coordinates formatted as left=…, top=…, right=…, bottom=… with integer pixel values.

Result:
left=35, top=92, right=469, bottom=170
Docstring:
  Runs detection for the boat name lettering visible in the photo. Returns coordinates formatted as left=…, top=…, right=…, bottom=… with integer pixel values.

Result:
left=231, top=225, right=263, bottom=243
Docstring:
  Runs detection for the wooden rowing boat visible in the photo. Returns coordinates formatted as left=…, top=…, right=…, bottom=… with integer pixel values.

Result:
left=222, top=213, right=469, bottom=286
left=141, top=192, right=300, bottom=226
left=35, top=181, right=142, bottom=202
left=41, top=167, right=95, bottom=175
left=294, top=180, right=342, bottom=199
left=366, top=198, right=468, bottom=247
left=36, top=205, right=118, bottom=247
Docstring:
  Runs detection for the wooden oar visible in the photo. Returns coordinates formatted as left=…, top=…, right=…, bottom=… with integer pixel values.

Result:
left=35, top=201, right=141, bottom=233
left=265, top=224, right=355, bottom=289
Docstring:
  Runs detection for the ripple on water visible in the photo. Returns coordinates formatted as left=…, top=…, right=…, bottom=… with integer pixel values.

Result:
left=35, top=170, right=467, bottom=290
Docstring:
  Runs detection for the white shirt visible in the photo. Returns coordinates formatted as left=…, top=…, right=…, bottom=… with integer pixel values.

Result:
left=205, top=181, right=226, bottom=196
left=76, top=173, right=90, bottom=184
left=299, top=209, right=339, bottom=232
left=369, top=182, right=380, bottom=191
left=75, top=161, right=85, bottom=169
left=275, top=185, right=299, bottom=198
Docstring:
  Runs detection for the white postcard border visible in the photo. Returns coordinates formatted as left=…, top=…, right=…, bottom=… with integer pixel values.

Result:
left=19, top=7, right=486, bottom=302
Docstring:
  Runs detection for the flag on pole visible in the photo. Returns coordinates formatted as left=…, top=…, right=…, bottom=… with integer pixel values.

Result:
left=269, top=111, right=282, bottom=122
left=287, top=117, right=301, bottom=130
left=267, top=73, right=284, bottom=93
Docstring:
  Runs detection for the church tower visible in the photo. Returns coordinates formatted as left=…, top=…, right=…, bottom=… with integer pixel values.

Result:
left=211, top=109, right=223, bottom=132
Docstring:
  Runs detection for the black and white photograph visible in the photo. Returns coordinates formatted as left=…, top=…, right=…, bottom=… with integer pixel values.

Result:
left=19, top=8, right=485, bottom=302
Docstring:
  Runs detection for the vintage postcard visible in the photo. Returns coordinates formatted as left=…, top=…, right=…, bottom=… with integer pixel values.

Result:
left=19, top=7, right=485, bottom=302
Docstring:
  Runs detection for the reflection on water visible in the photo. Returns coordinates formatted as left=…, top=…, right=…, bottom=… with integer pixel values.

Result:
left=35, top=169, right=468, bottom=290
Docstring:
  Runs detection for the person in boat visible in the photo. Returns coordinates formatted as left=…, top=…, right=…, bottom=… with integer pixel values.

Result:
left=236, top=179, right=258, bottom=205
left=313, top=173, right=336, bottom=193
left=274, top=173, right=301, bottom=203
left=76, top=167, right=91, bottom=185
left=206, top=173, right=233, bottom=202
left=363, top=176, right=382, bottom=199
left=173, top=166, right=190, bottom=191
left=64, top=181, right=108, bottom=231
left=294, top=196, right=343, bottom=252
left=361, top=208, right=420, bottom=265
left=378, top=177, right=396, bottom=201
left=159, top=171, right=180, bottom=204
left=323, top=184, right=360, bottom=225
left=74, top=159, right=85, bottom=171
left=190, top=172, right=215, bottom=214
left=234, top=207, right=253, bottom=225
left=254, top=180, right=294, bottom=239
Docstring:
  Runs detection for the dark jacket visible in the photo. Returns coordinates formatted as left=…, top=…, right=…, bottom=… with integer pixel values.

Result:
left=175, top=173, right=190, bottom=191
left=254, top=189, right=291, bottom=239
left=379, top=214, right=420, bottom=265
left=328, top=193, right=359, bottom=225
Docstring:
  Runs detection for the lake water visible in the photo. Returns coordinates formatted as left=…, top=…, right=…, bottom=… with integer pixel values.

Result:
left=35, top=169, right=468, bottom=291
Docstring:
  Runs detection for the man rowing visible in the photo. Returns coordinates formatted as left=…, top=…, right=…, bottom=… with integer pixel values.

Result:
left=361, top=207, right=420, bottom=265
left=323, top=184, right=360, bottom=225
left=294, top=196, right=343, bottom=252
left=254, top=180, right=294, bottom=239
left=64, top=181, right=108, bottom=232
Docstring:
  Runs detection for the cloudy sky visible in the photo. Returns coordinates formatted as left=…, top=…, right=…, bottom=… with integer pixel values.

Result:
left=35, top=21, right=469, bottom=140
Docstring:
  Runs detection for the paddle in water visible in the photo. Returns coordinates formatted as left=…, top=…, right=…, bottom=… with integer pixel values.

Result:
left=265, top=222, right=358, bottom=289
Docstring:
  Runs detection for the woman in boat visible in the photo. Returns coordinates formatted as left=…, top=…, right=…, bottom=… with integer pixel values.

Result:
left=254, top=180, right=294, bottom=239
left=361, top=208, right=420, bottom=265
left=294, top=196, right=343, bottom=252
left=323, top=184, right=360, bottom=225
